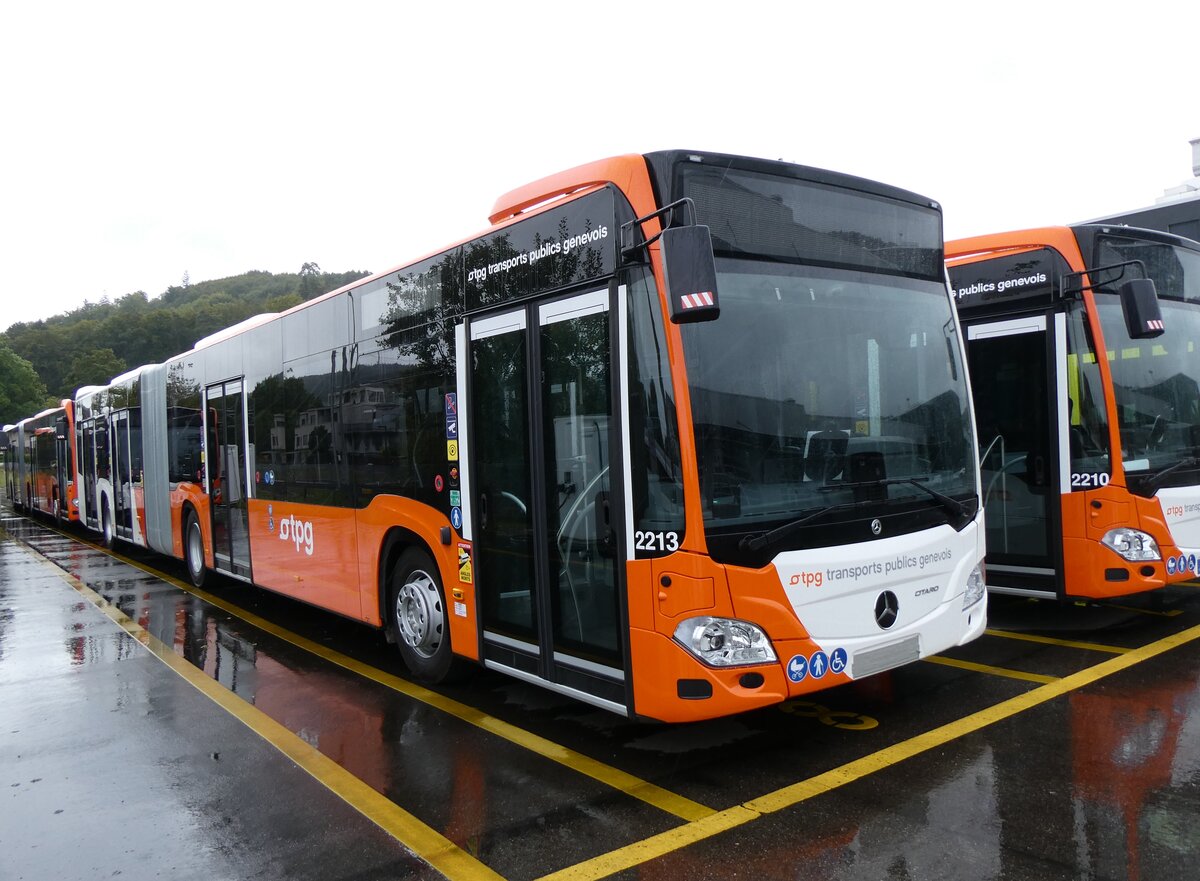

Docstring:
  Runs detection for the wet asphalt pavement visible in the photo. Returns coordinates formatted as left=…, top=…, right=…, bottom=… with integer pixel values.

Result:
left=2, top=510, right=1199, bottom=881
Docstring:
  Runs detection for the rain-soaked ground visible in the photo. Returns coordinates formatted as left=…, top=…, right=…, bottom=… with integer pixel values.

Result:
left=2, top=508, right=1199, bottom=881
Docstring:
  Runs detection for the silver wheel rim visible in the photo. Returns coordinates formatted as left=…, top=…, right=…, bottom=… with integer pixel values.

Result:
left=395, top=569, right=443, bottom=659
left=187, top=522, right=203, bottom=577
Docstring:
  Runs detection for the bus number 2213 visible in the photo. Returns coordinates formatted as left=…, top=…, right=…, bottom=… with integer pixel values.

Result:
left=634, top=531, right=680, bottom=552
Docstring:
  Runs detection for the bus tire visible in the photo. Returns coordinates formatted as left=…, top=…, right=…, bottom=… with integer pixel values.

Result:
left=101, top=504, right=115, bottom=549
left=184, top=510, right=207, bottom=588
left=389, top=548, right=464, bottom=683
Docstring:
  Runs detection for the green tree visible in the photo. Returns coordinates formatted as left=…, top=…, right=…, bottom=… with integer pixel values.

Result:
left=62, top=348, right=127, bottom=396
left=0, top=342, right=51, bottom=426
left=299, top=262, right=323, bottom=300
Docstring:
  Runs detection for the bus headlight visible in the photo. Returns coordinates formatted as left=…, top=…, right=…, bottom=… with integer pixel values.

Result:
left=1101, top=527, right=1161, bottom=562
left=674, top=617, right=777, bottom=667
left=962, top=564, right=985, bottom=610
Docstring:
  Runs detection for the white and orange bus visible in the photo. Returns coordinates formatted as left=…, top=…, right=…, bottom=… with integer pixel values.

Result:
left=948, top=224, right=1200, bottom=598
left=63, top=151, right=985, bottom=721
left=4, top=402, right=78, bottom=523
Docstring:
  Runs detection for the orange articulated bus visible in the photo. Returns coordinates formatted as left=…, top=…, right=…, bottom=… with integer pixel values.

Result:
left=948, top=225, right=1200, bottom=599
left=63, top=151, right=986, bottom=722
left=8, top=401, right=78, bottom=523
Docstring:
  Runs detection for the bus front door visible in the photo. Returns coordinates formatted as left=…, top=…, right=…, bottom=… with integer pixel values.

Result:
left=464, top=289, right=629, bottom=713
left=966, top=315, right=1063, bottom=595
left=204, top=379, right=252, bottom=580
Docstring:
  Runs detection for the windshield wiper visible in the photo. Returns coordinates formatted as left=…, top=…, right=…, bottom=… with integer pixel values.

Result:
left=738, top=479, right=974, bottom=555
left=738, top=502, right=861, bottom=553
left=1143, top=456, right=1198, bottom=490
left=819, top=476, right=972, bottom=518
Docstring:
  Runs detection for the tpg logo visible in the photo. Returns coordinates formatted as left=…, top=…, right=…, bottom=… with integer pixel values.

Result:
left=279, top=514, right=314, bottom=556
left=789, top=571, right=823, bottom=588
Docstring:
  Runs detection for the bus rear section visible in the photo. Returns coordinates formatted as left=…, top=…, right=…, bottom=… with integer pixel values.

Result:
left=948, top=225, right=1200, bottom=599
left=74, top=366, right=170, bottom=552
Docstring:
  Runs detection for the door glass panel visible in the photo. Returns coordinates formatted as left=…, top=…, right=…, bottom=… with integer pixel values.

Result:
left=209, top=382, right=251, bottom=576
left=541, top=308, right=619, bottom=664
left=81, top=424, right=96, bottom=526
left=114, top=414, right=132, bottom=535
left=969, top=330, right=1052, bottom=562
left=471, top=325, right=537, bottom=641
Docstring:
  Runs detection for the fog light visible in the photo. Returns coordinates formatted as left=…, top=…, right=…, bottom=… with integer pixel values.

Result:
left=1101, top=528, right=1161, bottom=562
left=962, top=563, right=985, bottom=610
left=674, top=616, right=776, bottom=667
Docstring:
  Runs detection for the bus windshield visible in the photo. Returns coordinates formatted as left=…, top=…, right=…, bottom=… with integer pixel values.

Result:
left=680, top=258, right=977, bottom=563
left=1092, top=235, right=1200, bottom=485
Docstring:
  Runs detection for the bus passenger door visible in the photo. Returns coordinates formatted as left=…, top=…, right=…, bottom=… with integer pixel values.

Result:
left=111, top=410, right=133, bottom=539
left=966, top=315, right=1062, bottom=594
left=204, top=379, right=252, bottom=580
left=54, top=415, right=69, bottom=520
left=464, top=289, right=628, bottom=713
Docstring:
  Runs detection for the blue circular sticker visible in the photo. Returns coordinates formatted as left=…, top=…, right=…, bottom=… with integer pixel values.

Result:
left=786, top=654, right=808, bottom=682
left=1168, top=556, right=1177, bottom=575
left=809, top=650, right=830, bottom=679
left=830, top=647, right=848, bottom=675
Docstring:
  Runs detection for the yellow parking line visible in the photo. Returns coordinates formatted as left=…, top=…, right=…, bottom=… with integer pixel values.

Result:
left=48, top=526, right=713, bottom=824
left=15, top=541, right=501, bottom=881
left=1078, top=600, right=1183, bottom=618
left=536, top=621, right=1200, bottom=881
left=984, top=628, right=1130, bottom=654
left=922, top=654, right=1058, bottom=684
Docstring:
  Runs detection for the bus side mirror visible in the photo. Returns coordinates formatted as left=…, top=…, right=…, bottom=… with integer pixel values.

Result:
left=662, top=225, right=720, bottom=324
left=1119, top=278, right=1164, bottom=339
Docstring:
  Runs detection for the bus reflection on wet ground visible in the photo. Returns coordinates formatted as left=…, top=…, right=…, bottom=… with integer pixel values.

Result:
left=3, top=511, right=1199, bottom=881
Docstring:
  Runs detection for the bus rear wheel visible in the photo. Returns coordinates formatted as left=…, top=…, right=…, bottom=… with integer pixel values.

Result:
left=101, top=505, right=115, bottom=549
left=390, top=549, right=464, bottom=683
left=184, top=511, right=207, bottom=588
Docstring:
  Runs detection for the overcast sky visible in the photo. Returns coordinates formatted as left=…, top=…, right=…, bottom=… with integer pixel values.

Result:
left=2, top=1, right=1195, bottom=332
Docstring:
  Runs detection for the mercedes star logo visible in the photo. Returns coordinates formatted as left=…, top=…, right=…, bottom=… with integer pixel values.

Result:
left=871, top=518, right=883, bottom=536
left=874, top=591, right=899, bottom=629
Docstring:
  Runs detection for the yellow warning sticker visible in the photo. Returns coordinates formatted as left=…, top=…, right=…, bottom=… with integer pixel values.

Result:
left=457, top=543, right=473, bottom=584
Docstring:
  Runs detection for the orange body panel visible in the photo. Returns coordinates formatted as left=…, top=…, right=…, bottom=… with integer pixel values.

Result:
left=629, top=551, right=842, bottom=722
left=247, top=498, right=363, bottom=619
left=170, top=484, right=210, bottom=563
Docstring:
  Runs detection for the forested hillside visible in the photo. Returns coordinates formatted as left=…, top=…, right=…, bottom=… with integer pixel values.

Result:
left=0, top=263, right=369, bottom=420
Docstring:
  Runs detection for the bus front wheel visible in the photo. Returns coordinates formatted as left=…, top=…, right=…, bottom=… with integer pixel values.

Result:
left=184, top=511, right=207, bottom=588
left=390, top=548, right=464, bottom=683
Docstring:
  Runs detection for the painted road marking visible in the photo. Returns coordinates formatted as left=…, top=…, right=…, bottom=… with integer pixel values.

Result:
left=922, top=655, right=1059, bottom=684
left=984, top=628, right=1130, bottom=654
left=8, top=536, right=502, bottom=881
left=534, top=621, right=1200, bottom=881
left=38, top=524, right=713, bottom=824
left=1076, top=600, right=1183, bottom=618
